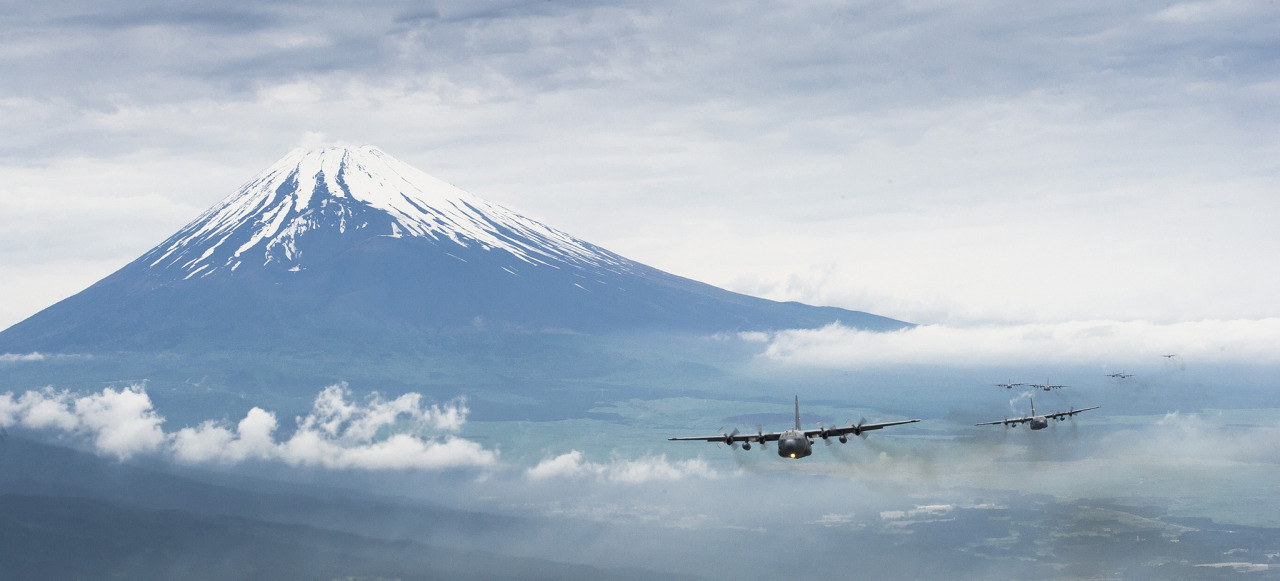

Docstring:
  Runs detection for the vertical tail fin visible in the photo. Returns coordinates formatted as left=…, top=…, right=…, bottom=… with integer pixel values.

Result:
left=795, top=395, right=802, bottom=430
left=1031, top=396, right=1035, bottom=416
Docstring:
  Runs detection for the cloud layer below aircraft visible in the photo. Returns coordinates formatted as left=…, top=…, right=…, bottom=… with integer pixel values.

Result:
left=0, top=382, right=498, bottom=470
left=750, top=318, right=1280, bottom=366
left=526, top=450, right=719, bottom=484
left=0, top=383, right=726, bottom=479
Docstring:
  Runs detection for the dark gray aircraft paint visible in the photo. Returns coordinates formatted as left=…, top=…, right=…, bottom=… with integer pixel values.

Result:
left=669, top=396, right=920, bottom=459
left=975, top=397, right=1099, bottom=430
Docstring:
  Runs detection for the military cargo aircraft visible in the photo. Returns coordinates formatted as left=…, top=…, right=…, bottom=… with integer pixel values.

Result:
left=1025, top=379, right=1069, bottom=392
left=976, top=397, right=1098, bottom=430
left=669, top=396, right=921, bottom=459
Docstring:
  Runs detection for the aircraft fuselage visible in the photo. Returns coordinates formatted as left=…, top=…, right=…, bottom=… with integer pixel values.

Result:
left=1029, top=417, right=1049, bottom=430
left=777, top=429, right=812, bottom=459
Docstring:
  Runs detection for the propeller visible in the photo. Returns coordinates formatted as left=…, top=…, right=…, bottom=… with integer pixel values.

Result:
left=754, top=425, right=768, bottom=450
left=857, top=417, right=869, bottom=440
left=817, top=421, right=832, bottom=445
left=717, top=428, right=740, bottom=449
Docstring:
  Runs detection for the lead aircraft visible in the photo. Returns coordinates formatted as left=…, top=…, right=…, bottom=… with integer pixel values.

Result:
left=976, top=397, right=1099, bottom=430
left=668, top=396, right=921, bottom=459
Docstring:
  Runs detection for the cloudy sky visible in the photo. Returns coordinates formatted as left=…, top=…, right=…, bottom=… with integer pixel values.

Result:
left=2, top=0, right=1278, bottom=332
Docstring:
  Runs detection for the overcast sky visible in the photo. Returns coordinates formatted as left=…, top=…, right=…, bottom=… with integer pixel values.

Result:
left=2, top=0, right=1278, bottom=331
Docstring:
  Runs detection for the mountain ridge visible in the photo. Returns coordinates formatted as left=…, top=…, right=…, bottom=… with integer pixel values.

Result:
left=0, top=145, right=908, bottom=354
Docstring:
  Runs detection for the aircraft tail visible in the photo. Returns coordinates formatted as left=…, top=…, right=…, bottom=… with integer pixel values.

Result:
left=1031, top=396, right=1035, bottom=416
left=795, top=395, right=801, bottom=430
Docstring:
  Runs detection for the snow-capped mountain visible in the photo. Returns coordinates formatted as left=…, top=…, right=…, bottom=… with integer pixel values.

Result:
left=146, top=146, right=629, bottom=280
left=0, top=146, right=908, bottom=354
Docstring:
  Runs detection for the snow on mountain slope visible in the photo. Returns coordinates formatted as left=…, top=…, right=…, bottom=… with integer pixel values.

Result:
left=143, top=146, right=630, bottom=279
left=0, top=145, right=910, bottom=354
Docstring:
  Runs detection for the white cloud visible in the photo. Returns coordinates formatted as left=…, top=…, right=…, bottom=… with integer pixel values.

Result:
left=0, top=353, right=88, bottom=365
left=1102, top=411, right=1280, bottom=466
left=1, top=382, right=497, bottom=469
left=526, top=449, right=594, bottom=480
left=0, top=386, right=164, bottom=458
left=295, top=434, right=496, bottom=471
left=609, top=455, right=717, bottom=484
left=298, top=383, right=468, bottom=441
left=12, top=389, right=81, bottom=432
left=526, top=450, right=718, bottom=483
left=171, top=383, right=496, bottom=470
left=171, top=407, right=280, bottom=464
left=755, top=318, right=1280, bottom=367
left=72, top=385, right=167, bottom=459
left=0, top=352, right=44, bottom=363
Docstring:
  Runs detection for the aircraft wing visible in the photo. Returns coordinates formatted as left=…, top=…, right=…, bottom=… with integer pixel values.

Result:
left=976, top=415, right=1034, bottom=426
left=1042, top=406, right=1099, bottom=421
left=668, top=430, right=782, bottom=444
left=804, top=418, right=921, bottom=439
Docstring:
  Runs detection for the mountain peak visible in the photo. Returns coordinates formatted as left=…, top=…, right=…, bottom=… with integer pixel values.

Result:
left=142, top=145, right=624, bottom=280
left=0, top=146, right=908, bottom=353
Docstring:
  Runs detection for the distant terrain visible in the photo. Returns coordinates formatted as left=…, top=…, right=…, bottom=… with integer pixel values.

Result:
left=4, top=435, right=1279, bottom=580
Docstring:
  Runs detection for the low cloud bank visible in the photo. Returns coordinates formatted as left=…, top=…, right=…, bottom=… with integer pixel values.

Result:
left=1102, top=411, right=1280, bottom=466
left=0, top=352, right=45, bottom=363
left=0, top=383, right=497, bottom=470
left=754, top=318, right=1280, bottom=366
left=526, top=450, right=718, bottom=483
left=0, top=352, right=87, bottom=364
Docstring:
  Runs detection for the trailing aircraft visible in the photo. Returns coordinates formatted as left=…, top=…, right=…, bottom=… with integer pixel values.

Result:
left=1025, top=379, right=1068, bottom=392
left=1105, top=372, right=1134, bottom=379
left=668, top=396, right=921, bottom=459
left=975, top=397, right=1099, bottom=430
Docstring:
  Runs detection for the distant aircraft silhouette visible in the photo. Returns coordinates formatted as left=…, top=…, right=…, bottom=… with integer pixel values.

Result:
left=1024, top=378, right=1068, bottom=392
